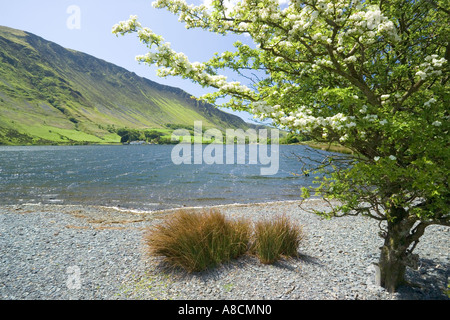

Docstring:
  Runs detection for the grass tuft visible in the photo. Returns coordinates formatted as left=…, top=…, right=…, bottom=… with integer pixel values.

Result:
left=144, top=209, right=251, bottom=272
left=251, top=215, right=303, bottom=264
left=144, top=210, right=303, bottom=272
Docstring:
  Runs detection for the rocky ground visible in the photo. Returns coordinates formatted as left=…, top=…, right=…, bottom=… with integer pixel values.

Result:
left=0, top=200, right=448, bottom=300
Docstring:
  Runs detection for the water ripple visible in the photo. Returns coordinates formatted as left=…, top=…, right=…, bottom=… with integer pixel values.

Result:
left=0, top=144, right=327, bottom=210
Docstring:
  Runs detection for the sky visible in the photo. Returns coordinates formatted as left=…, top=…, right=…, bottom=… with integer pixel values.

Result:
left=0, top=0, right=262, bottom=124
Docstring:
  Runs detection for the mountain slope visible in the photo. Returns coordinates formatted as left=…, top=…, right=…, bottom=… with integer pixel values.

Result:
left=0, top=26, right=259, bottom=145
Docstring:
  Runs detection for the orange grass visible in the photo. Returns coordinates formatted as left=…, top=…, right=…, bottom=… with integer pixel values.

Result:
left=251, top=215, right=304, bottom=264
left=144, top=209, right=304, bottom=272
left=144, top=209, right=251, bottom=272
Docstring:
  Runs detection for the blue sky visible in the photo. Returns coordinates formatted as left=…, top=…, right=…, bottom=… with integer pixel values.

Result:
left=0, top=0, right=261, bottom=123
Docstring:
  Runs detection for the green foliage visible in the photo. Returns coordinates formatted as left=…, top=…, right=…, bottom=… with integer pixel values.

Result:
left=68, top=117, right=78, bottom=124
left=144, top=129, right=164, bottom=141
left=165, top=123, right=196, bottom=131
left=116, top=128, right=143, bottom=143
left=0, top=128, right=52, bottom=145
left=158, top=136, right=180, bottom=144
left=121, top=0, right=450, bottom=222
left=280, top=132, right=309, bottom=144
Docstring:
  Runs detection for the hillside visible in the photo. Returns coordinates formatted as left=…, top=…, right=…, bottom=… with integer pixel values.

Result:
left=0, top=26, right=260, bottom=145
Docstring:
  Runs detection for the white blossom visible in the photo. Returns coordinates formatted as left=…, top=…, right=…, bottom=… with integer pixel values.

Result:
left=344, top=56, right=357, bottom=64
left=415, top=70, right=427, bottom=80
left=424, top=98, right=437, bottom=107
left=339, top=134, right=349, bottom=142
left=415, top=55, right=447, bottom=81
left=112, top=0, right=445, bottom=150
left=359, top=105, right=367, bottom=113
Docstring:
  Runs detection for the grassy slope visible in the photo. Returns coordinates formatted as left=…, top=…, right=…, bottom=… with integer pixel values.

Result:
left=0, top=26, right=258, bottom=145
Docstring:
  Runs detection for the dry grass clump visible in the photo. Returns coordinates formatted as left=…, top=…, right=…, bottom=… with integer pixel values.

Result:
left=144, top=209, right=303, bottom=272
left=251, top=215, right=304, bottom=264
left=144, top=209, right=250, bottom=272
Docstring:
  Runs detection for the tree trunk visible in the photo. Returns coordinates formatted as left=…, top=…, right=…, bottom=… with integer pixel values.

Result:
left=379, top=238, right=407, bottom=293
left=378, top=209, right=416, bottom=293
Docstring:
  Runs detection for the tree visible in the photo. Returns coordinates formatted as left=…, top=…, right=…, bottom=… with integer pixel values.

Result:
left=113, top=0, right=449, bottom=292
left=117, top=128, right=141, bottom=143
left=144, top=129, right=164, bottom=141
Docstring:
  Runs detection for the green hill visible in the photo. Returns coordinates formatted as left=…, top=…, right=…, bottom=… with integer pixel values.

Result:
left=0, top=26, right=260, bottom=145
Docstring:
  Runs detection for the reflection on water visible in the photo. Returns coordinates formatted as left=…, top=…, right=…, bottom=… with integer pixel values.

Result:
left=0, top=144, right=332, bottom=211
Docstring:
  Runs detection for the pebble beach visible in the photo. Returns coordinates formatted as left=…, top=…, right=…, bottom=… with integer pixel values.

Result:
left=0, top=199, right=448, bottom=300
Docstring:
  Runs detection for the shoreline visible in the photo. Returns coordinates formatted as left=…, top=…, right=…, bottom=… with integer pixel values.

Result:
left=1, top=198, right=326, bottom=219
left=0, top=200, right=448, bottom=300
left=102, top=198, right=327, bottom=215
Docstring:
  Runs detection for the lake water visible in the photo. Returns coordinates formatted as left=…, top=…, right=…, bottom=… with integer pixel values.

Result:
left=0, top=144, right=333, bottom=211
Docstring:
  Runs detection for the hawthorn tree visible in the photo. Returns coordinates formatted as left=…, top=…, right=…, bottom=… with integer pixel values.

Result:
left=113, top=0, right=449, bottom=292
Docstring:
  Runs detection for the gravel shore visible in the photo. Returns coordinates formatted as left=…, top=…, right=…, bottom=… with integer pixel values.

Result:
left=0, top=200, right=448, bottom=300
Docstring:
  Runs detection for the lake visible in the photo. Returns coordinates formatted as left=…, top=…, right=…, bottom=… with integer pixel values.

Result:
left=0, top=144, right=332, bottom=211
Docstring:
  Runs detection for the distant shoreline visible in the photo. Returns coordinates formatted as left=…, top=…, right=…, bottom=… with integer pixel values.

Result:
left=0, top=140, right=353, bottom=154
